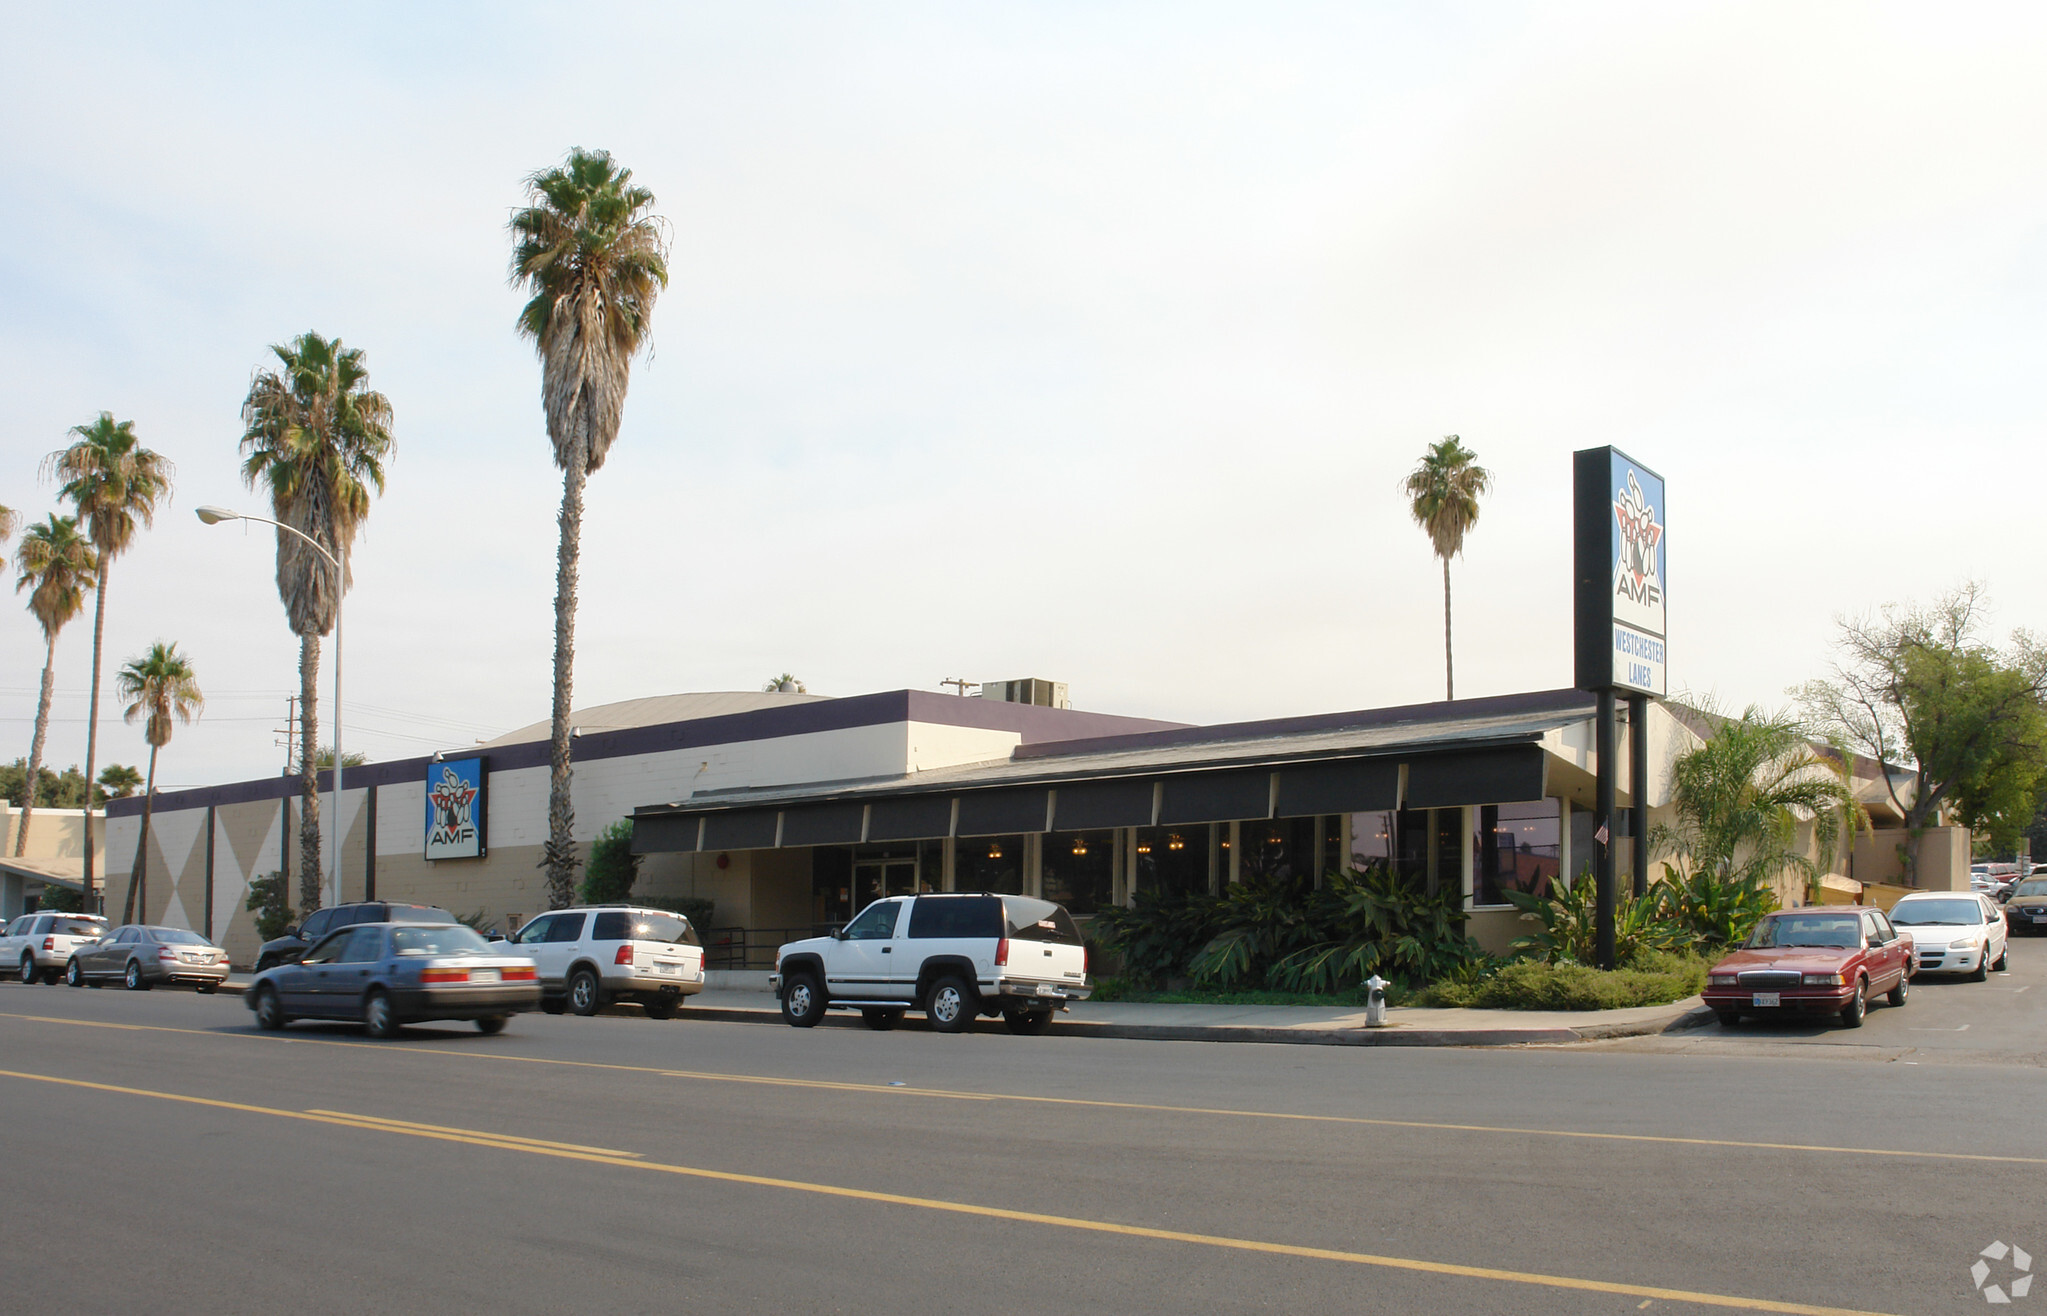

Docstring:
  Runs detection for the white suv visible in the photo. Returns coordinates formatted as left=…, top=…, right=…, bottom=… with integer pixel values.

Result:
left=499, top=905, right=706, bottom=1019
left=2, top=913, right=110, bottom=985
left=771, top=893, right=1090, bottom=1035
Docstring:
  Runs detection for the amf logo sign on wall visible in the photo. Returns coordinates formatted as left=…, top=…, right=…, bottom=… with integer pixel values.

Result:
left=424, top=756, right=487, bottom=860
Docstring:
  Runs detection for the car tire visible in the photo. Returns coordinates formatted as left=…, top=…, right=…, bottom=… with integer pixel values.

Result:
left=1712, top=1009, right=1741, bottom=1027
left=65, top=959, right=85, bottom=988
left=124, top=961, right=150, bottom=992
left=1887, top=972, right=1909, bottom=1008
left=642, top=998, right=679, bottom=1021
left=782, top=973, right=826, bottom=1028
left=475, top=1015, right=508, bottom=1035
left=539, top=997, right=567, bottom=1015
left=196, top=982, right=217, bottom=995
left=1993, top=944, right=2008, bottom=972
left=1003, top=1007, right=1054, bottom=1036
left=19, top=953, right=38, bottom=985
left=363, top=989, right=401, bottom=1039
left=1838, top=978, right=1867, bottom=1028
left=253, top=985, right=287, bottom=1031
left=926, top=976, right=976, bottom=1033
left=860, top=1008, right=903, bottom=1031
left=1970, top=951, right=1989, bottom=982
left=567, top=968, right=604, bottom=1017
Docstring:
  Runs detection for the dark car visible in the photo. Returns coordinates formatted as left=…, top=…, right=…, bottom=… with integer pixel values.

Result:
left=254, top=901, right=458, bottom=971
left=245, top=922, right=539, bottom=1038
left=2005, top=877, right=2047, bottom=933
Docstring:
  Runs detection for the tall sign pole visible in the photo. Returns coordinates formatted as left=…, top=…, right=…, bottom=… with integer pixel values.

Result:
left=1574, top=447, right=1668, bottom=970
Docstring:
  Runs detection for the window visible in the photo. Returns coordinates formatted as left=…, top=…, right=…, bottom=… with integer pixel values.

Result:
left=333, top=928, right=385, bottom=964
left=1134, top=825, right=1210, bottom=897
left=908, top=896, right=1002, bottom=940
left=842, top=901, right=901, bottom=941
left=3, top=917, right=28, bottom=937
left=543, top=913, right=588, bottom=943
left=954, top=836, right=1024, bottom=896
left=511, top=914, right=554, bottom=945
left=54, top=919, right=107, bottom=938
left=28, top=917, right=51, bottom=935
left=112, top=927, right=140, bottom=945
left=301, top=931, right=354, bottom=964
left=1872, top=911, right=1897, bottom=942
left=1040, top=831, right=1113, bottom=915
left=150, top=928, right=209, bottom=946
left=1002, top=897, right=1084, bottom=946
left=300, top=909, right=336, bottom=942
left=1474, top=802, right=1561, bottom=906
left=393, top=926, right=492, bottom=956
left=593, top=911, right=699, bottom=945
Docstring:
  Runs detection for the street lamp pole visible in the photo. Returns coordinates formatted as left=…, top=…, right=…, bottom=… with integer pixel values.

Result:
left=196, top=507, right=345, bottom=908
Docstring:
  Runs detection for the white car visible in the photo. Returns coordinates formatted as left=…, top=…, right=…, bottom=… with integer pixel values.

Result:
left=1887, top=891, right=2008, bottom=981
left=498, top=905, right=705, bottom=1019
left=1, top=912, right=110, bottom=985
left=771, top=892, right=1090, bottom=1035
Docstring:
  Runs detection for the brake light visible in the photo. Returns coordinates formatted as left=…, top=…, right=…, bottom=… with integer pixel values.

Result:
left=1084, top=944, right=1090, bottom=975
left=994, top=937, right=1009, bottom=967
left=614, top=945, right=634, bottom=966
left=42, top=937, right=54, bottom=951
left=420, top=967, right=471, bottom=984
left=158, top=947, right=179, bottom=960
left=500, top=965, right=537, bottom=982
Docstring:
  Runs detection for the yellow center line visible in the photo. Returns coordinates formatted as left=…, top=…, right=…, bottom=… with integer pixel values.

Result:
left=302, top=1110, right=642, bottom=1157
left=2, top=1009, right=2038, bottom=1169
left=0, top=1065, right=1901, bottom=1316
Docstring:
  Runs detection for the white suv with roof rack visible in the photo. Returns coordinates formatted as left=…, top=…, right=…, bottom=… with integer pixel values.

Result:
left=771, top=893, right=1091, bottom=1035
left=497, top=905, right=706, bottom=1019
left=2, top=912, right=110, bottom=985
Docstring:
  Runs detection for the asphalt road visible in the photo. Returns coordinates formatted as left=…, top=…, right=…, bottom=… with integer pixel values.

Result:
left=0, top=940, right=2041, bottom=1316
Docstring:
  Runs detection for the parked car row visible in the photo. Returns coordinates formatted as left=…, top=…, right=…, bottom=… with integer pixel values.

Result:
left=1705, top=891, right=2013, bottom=1029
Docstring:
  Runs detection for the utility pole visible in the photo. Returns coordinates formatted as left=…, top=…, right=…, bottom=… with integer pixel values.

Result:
left=939, top=678, right=977, bottom=697
left=274, top=695, right=298, bottom=774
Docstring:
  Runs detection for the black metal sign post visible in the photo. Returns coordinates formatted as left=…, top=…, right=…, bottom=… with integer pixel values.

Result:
left=1574, top=446, right=1668, bottom=971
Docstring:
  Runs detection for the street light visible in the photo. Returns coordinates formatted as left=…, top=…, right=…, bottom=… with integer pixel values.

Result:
left=196, top=505, right=346, bottom=908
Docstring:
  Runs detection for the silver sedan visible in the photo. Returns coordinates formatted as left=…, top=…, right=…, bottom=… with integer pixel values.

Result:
left=67, top=925, right=231, bottom=992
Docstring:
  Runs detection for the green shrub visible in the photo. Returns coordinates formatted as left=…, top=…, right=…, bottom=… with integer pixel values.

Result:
left=36, top=885, right=84, bottom=914
left=1412, top=954, right=1705, bottom=1011
left=244, top=871, right=295, bottom=942
left=579, top=820, right=639, bottom=905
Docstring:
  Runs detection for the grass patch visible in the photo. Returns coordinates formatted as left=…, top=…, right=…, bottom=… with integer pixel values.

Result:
left=1411, top=951, right=1708, bottom=1011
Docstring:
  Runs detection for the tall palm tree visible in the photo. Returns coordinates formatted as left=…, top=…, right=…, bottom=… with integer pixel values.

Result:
left=12, top=515, right=96, bottom=856
left=508, top=147, right=670, bottom=908
left=1403, top=435, right=1491, bottom=701
left=240, top=332, right=393, bottom=917
left=44, top=414, right=174, bottom=911
left=114, top=642, right=203, bottom=924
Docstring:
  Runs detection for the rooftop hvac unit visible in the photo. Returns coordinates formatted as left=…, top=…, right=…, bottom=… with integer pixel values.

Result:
left=978, top=679, right=1069, bottom=709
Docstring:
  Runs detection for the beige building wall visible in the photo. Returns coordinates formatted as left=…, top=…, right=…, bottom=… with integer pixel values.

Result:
left=1, top=804, right=103, bottom=860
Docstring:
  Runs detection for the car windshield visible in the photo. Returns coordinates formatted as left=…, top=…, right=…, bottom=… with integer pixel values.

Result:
left=52, top=920, right=106, bottom=937
left=391, top=926, right=494, bottom=956
left=2010, top=879, right=2047, bottom=897
left=1748, top=914, right=1861, bottom=948
left=1888, top=898, right=1984, bottom=926
left=391, top=906, right=457, bottom=924
left=150, top=928, right=209, bottom=945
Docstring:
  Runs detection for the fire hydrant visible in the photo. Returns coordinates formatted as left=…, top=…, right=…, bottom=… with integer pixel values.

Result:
left=1364, top=974, right=1388, bottom=1028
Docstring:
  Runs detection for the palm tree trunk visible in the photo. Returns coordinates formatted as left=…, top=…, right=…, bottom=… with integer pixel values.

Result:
left=13, top=634, right=57, bottom=857
left=543, top=439, right=589, bottom=908
left=124, top=742, right=159, bottom=924
left=298, top=634, right=323, bottom=916
left=80, top=560, right=108, bottom=912
left=1441, top=555, right=1454, bottom=702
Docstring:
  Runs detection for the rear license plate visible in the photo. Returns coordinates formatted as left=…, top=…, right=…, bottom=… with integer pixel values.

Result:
left=469, top=968, right=501, bottom=984
left=1751, top=992, right=1780, bottom=1007
left=1035, top=984, right=1058, bottom=996
left=655, top=962, right=676, bottom=975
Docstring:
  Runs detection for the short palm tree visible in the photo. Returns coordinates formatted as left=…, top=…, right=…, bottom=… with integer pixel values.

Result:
left=508, top=147, right=670, bottom=908
left=44, top=414, right=174, bottom=910
left=12, top=514, right=96, bottom=856
left=1404, top=435, right=1491, bottom=701
left=115, top=642, right=203, bottom=924
left=240, top=331, right=393, bottom=916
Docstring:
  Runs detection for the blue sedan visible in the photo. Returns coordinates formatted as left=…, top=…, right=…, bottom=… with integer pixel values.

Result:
left=245, top=922, right=541, bottom=1038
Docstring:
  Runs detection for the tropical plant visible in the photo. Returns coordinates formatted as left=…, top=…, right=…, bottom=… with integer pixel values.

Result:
left=764, top=674, right=807, bottom=693
left=1265, top=867, right=1486, bottom=993
left=1654, top=703, right=1867, bottom=903
left=508, top=147, right=670, bottom=909
left=44, top=413, right=174, bottom=910
left=311, top=747, right=369, bottom=769
left=96, top=765, right=142, bottom=799
left=1503, top=870, right=1689, bottom=965
left=0, top=502, right=14, bottom=569
left=1403, top=435, right=1491, bottom=700
left=12, top=514, right=95, bottom=855
left=244, top=871, right=295, bottom=943
left=578, top=819, right=640, bottom=905
left=240, top=331, right=394, bottom=916
left=1653, top=862, right=1777, bottom=950
left=115, top=641, right=203, bottom=924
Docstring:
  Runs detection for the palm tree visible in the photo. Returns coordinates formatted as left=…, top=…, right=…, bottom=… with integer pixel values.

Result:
left=508, top=147, right=670, bottom=908
left=1403, top=435, right=1491, bottom=701
left=12, top=514, right=96, bottom=856
left=44, top=415, right=174, bottom=911
left=115, top=642, right=203, bottom=924
left=0, top=504, right=15, bottom=570
left=240, top=332, right=393, bottom=917
left=97, top=765, right=143, bottom=799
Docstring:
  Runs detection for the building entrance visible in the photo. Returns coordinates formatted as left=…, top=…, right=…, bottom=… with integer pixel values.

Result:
left=852, top=859, right=918, bottom=908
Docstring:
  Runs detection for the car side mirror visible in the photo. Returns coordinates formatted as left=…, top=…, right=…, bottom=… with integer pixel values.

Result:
left=831, top=929, right=848, bottom=940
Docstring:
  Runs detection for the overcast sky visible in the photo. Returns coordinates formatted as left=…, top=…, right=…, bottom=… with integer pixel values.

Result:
left=3, top=2, right=2044, bottom=790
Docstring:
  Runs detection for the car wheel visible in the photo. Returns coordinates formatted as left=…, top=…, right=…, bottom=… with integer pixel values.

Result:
left=1712, top=1009, right=1741, bottom=1027
left=19, top=953, right=38, bottom=985
left=363, top=989, right=401, bottom=1039
left=1887, top=971, right=1908, bottom=1008
left=1838, top=978, right=1867, bottom=1028
left=781, top=974, right=826, bottom=1028
left=124, top=960, right=150, bottom=991
left=539, top=997, right=567, bottom=1015
left=926, top=976, right=976, bottom=1033
left=253, top=984, right=288, bottom=1031
left=65, top=959, right=84, bottom=988
left=567, top=968, right=604, bottom=1017
left=860, top=1008, right=903, bottom=1031
left=195, top=982, right=217, bottom=995
left=1003, top=1007, right=1054, bottom=1036
left=1970, top=950, right=1989, bottom=982
left=642, top=998, right=679, bottom=1021
left=475, top=1016, right=508, bottom=1035
left=1993, top=943, right=2009, bottom=972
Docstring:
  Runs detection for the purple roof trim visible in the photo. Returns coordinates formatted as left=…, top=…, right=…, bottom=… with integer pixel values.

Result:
left=1013, top=688, right=1600, bottom=761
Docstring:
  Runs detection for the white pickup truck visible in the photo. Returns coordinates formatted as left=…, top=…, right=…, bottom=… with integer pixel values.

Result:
left=771, top=893, right=1090, bottom=1035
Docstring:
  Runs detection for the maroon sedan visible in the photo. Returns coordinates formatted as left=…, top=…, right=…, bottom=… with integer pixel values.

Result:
left=1704, top=906, right=1913, bottom=1029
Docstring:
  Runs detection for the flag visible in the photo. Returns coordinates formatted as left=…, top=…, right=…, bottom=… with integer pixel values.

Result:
left=1593, top=822, right=1610, bottom=846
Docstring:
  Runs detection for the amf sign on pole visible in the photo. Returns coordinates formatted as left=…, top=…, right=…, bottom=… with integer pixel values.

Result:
left=1573, top=446, right=1667, bottom=969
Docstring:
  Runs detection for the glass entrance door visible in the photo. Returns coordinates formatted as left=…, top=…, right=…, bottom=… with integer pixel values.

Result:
left=852, top=859, right=918, bottom=909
